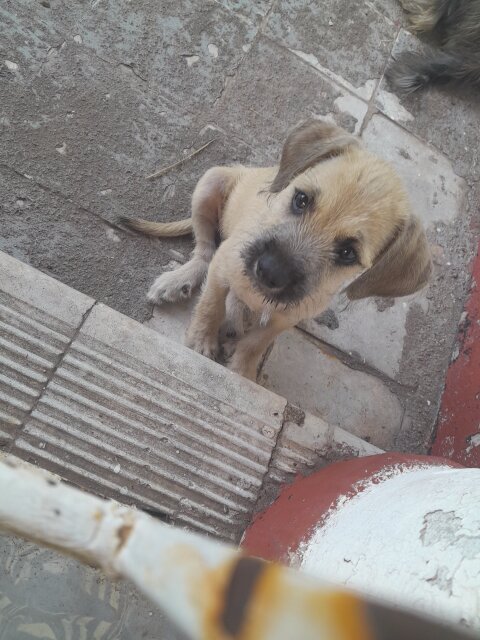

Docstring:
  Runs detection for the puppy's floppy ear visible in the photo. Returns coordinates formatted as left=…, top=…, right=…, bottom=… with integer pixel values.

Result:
left=270, top=119, right=359, bottom=193
left=345, top=215, right=432, bottom=300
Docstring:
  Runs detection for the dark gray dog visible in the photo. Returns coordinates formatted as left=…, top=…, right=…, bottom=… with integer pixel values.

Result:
left=387, top=0, right=480, bottom=92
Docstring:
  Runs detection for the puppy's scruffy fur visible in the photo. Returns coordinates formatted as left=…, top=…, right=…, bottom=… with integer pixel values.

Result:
left=122, top=120, right=431, bottom=380
left=387, top=0, right=480, bottom=93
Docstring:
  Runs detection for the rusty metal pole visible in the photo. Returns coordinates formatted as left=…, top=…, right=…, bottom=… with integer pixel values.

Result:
left=0, top=455, right=474, bottom=640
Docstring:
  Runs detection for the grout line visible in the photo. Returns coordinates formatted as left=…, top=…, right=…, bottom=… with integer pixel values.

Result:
left=262, top=34, right=370, bottom=108
left=295, top=326, right=413, bottom=398
left=7, top=301, right=97, bottom=453
left=0, top=163, right=128, bottom=233
left=211, top=0, right=279, bottom=110
left=359, top=24, right=403, bottom=135
left=248, top=397, right=294, bottom=520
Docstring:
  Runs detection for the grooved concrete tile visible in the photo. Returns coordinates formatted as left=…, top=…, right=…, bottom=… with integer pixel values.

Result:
left=0, top=252, right=93, bottom=445
left=215, top=36, right=368, bottom=159
left=2, top=252, right=378, bottom=546
left=261, top=329, right=404, bottom=449
left=377, top=29, right=480, bottom=178
left=13, top=303, right=286, bottom=541
left=263, top=0, right=398, bottom=97
left=301, top=114, right=467, bottom=379
left=267, top=410, right=381, bottom=485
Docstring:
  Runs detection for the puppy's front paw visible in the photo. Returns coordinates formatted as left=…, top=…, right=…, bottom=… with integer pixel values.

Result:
left=185, top=329, right=220, bottom=361
left=147, top=270, right=195, bottom=305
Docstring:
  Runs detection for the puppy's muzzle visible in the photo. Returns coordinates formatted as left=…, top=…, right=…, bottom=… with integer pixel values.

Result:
left=246, top=239, right=306, bottom=302
left=255, top=251, right=298, bottom=290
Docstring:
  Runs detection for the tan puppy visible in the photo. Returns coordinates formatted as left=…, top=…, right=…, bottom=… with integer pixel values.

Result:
left=122, top=120, right=432, bottom=380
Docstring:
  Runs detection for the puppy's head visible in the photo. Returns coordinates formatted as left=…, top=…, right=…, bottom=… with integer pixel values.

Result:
left=243, top=119, right=432, bottom=307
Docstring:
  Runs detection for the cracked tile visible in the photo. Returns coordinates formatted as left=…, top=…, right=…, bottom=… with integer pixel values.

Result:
left=263, top=0, right=398, bottom=94
left=261, top=329, right=403, bottom=449
left=1, top=0, right=257, bottom=109
left=378, top=29, right=480, bottom=179
left=301, top=114, right=467, bottom=380
left=213, top=36, right=368, bottom=159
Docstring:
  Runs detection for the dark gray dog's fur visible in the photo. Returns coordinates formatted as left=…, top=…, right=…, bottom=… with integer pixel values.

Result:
left=387, top=0, right=480, bottom=93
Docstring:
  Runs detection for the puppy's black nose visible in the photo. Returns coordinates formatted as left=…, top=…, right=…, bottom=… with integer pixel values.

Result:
left=256, top=252, right=297, bottom=290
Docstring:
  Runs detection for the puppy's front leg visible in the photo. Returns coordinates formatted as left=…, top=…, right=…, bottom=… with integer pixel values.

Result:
left=228, top=316, right=293, bottom=380
left=185, top=256, right=228, bottom=361
left=148, top=167, right=239, bottom=305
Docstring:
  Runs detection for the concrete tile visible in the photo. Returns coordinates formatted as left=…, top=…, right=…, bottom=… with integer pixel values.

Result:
left=253, top=406, right=383, bottom=513
left=263, top=0, right=398, bottom=98
left=1, top=0, right=257, bottom=110
left=0, top=251, right=94, bottom=447
left=0, top=534, right=185, bottom=640
left=0, top=38, right=266, bottom=231
left=300, top=295, right=422, bottom=379
left=378, top=29, right=480, bottom=179
left=267, top=409, right=382, bottom=483
left=369, top=0, right=405, bottom=24
left=217, top=0, right=274, bottom=23
left=300, top=114, right=467, bottom=378
left=363, top=115, right=466, bottom=228
left=0, top=165, right=191, bottom=323
left=261, top=329, right=404, bottom=449
left=144, top=296, right=195, bottom=345
left=13, top=302, right=286, bottom=541
left=214, top=36, right=368, bottom=158
left=0, top=248, right=94, bottom=326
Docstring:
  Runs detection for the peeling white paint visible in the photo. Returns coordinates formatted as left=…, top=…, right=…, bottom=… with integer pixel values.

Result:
left=73, top=34, right=83, bottom=44
left=376, top=88, right=414, bottom=122
left=207, top=44, right=218, bottom=59
left=466, top=432, right=480, bottom=454
left=290, top=49, right=376, bottom=100
left=185, top=55, right=199, bottom=67
left=299, top=466, right=480, bottom=630
left=55, top=142, right=67, bottom=155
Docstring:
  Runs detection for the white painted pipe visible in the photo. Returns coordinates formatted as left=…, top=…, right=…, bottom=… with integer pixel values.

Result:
left=0, top=455, right=474, bottom=640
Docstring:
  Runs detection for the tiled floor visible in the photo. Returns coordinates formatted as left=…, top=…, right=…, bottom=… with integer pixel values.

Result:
left=0, top=533, right=184, bottom=640
left=1, top=0, right=480, bottom=636
left=2, top=0, right=478, bottom=455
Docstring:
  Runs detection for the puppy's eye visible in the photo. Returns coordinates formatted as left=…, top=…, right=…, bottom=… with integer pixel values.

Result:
left=291, top=190, right=310, bottom=215
left=336, top=243, right=358, bottom=266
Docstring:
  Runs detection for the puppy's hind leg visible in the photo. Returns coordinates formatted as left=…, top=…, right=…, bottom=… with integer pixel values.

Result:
left=148, top=167, right=239, bottom=305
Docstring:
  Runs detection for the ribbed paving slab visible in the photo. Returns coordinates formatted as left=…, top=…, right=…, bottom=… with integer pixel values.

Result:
left=0, top=251, right=380, bottom=542
left=13, top=304, right=286, bottom=540
left=0, top=254, right=93, bottom=446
